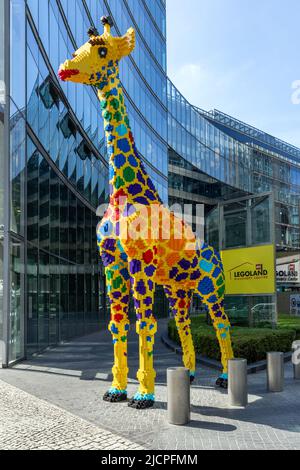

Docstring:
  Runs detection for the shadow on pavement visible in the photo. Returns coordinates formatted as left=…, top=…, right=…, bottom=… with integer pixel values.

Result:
left=188, top=420, right=237, bottom=432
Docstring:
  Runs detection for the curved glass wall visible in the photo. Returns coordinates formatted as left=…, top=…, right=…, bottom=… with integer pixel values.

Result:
left=167, top=78, right=252, bottom=193
left=203, top=108, right=300, bottom=163
left=167, top=78, right=300, bottom=251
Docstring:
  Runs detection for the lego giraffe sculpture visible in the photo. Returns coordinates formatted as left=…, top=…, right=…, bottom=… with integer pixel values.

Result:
left=59, top=17, right=234, bottom=410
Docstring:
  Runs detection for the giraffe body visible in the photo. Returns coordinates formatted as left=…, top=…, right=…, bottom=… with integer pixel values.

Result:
left=59, top=17, right=234, bottom=409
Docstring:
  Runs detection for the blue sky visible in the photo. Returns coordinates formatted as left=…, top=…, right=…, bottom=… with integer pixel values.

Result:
left=167, top=0, right=300, bottom=147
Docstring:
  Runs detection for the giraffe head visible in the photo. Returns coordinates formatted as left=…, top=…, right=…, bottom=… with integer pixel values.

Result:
left=58, top=16, right=135, bottom=86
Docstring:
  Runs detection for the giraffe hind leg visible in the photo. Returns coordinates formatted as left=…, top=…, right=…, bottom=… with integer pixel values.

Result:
left=197, top=295, right=234, bottom=389
left=197, top=244, right=234, bottom=389
left=207, top=302, right=234, bottom=389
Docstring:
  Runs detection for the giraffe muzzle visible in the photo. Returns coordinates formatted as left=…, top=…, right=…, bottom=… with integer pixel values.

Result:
left=58, top=67, right=80, bottom=82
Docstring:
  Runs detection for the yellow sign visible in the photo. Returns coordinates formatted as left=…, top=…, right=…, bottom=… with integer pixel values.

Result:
left=221, top=245, right=275, bottom=295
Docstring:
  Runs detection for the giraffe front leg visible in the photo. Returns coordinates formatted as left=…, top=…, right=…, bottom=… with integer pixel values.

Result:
left=128, top=263, right=157, bottom=410
left=100, top=244, right=131, bottom=403
left=129, top=316, right=157, bottom=409
left=103, top=318, right=130, bottom=402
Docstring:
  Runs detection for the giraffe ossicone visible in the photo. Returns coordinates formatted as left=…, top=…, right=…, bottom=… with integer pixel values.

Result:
left=58, top=17, right=234, bottom=410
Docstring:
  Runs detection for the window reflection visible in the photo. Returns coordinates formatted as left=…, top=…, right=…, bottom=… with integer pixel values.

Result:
left=26, top=137, right=104, bottom=353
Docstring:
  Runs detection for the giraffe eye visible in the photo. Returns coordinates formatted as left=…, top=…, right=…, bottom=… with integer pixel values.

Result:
left=98, top=47, right=108, bottom=59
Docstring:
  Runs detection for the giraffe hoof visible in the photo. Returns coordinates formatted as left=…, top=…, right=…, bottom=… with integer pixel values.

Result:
left=128, top=398, right=154, bottom=410
left=103, top=391, right=128, bottom=403
left=220, top=379, right=228, bottom=389
left=216, top=377, right=223, bottom=387
left=216, top=377, right=228, bottom=390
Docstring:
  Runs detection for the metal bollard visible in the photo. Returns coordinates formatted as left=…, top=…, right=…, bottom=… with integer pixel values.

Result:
left=167, top=367, right=190, bottom=425
left=228, top=359, right=248, bottom=407
left=292, top=341, right=300, bottom=380
left=267, top=352, right=284, bottom=392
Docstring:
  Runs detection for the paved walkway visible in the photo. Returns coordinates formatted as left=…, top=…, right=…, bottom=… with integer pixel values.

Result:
left=0, top=379, right=143, bottom=450
left=1, top=320, right=300, bottom=450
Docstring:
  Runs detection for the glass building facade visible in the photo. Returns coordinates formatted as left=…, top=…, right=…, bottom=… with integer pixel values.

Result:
left=201, top=109, right=300, bottom=250
left=1, top=0, right=168, bottom=366
left=1, top=0, right=300, bottom=365
left=167, top=79, right=300, bottom=253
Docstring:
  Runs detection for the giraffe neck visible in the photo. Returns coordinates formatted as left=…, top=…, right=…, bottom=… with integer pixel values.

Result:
left=97, top=63, right=161, bottom=207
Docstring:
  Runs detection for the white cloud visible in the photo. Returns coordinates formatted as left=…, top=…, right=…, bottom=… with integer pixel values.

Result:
left=177, top=64, right=202, bottom=80
left=170, top=62, right=210, bottom=106
left=215, top=60, right=256, bottom=90
left=169, top=60, right=256, bottom=111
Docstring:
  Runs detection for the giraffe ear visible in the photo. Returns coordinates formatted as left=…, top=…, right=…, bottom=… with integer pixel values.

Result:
left=116, top=28, right=135, bottom=59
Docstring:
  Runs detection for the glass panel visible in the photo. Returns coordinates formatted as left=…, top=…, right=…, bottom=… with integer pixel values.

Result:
left=77, top=270, right=84, bottom=335
left=49, top=255, right=59, bottom=346
left=10, top=0, right=25, bottom=111
left=250, top=296, right=276, bottom=327
left=10, top=103, right=26, bottom=235
left=224, top=212, right=247, bottom=249
left=9, top=239, right=24, bottom=362
left=39, top=156, right=50, bottom=252
left=224, top=296, right=249, bottom=326
left=27, top=140, right=39, bottom=245
left=27, top=245, right=38, bottom=355
left=60, top=258, right=69, bottom=341
left=38, top=251, right=49, bottom=351
left=50, top=168, right=60, bottom=256
left=69, top=263, right=77, bottom=338
left=205, top=207, right=219, bottom=250
left=251, top=197, right=271, bottom=245
left=226, top=295, right=277, bottom=327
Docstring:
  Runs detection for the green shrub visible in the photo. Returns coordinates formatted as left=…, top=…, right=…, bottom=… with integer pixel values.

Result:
left=278, top=315, right=300, bottom=340
left=255, top=321, right=273, bottom=329
left=168, top=317, right=296, bottom=364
